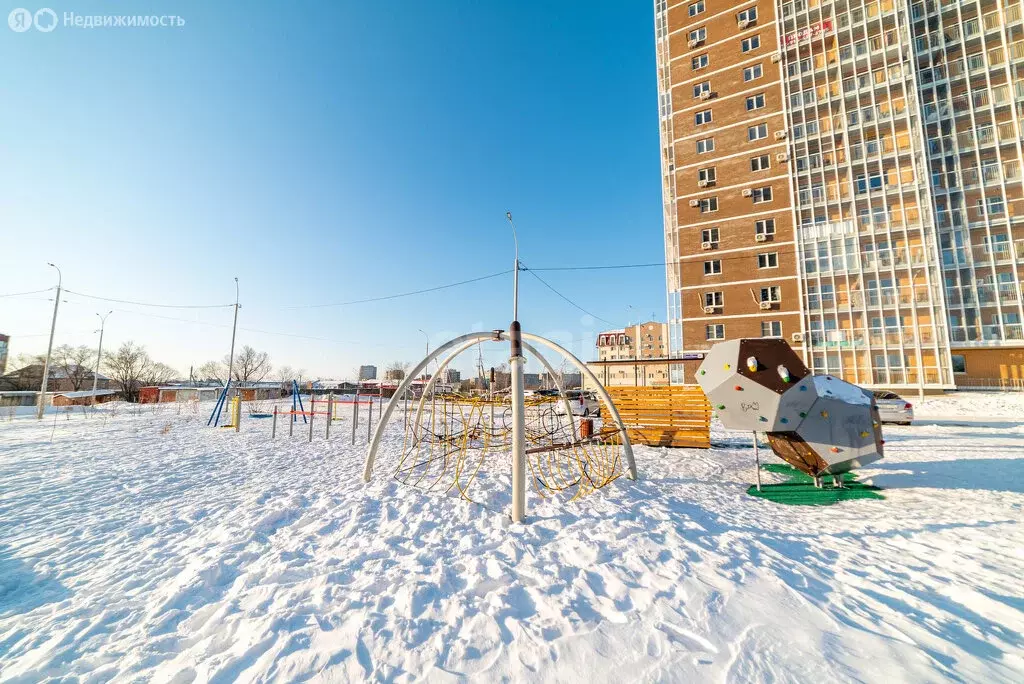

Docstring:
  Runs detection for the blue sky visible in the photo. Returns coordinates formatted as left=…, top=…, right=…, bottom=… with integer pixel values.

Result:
left=1, top=1, right=665, bottom=378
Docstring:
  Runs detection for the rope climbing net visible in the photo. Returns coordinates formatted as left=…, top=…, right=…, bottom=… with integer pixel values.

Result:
left=395, top=392, right=626, bottom=503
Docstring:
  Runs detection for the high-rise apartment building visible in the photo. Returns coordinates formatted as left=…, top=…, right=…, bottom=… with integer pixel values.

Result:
left=655, top=0, right=1024, bottom=388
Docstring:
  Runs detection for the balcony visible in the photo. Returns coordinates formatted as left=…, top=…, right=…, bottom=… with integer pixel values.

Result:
left=971, top=243, right=1015, bottom=264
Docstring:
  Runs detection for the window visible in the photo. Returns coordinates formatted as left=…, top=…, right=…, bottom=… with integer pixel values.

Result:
left=699, top=197, right=719, bottom=213
left=951, top=354, right=966, bottom=373
left=744, top=64, right=763, bottom=81
left=855, top=173, right=884, bottom=194
left=689, top=27, right=706, bottom=43
left=986, top=196, right=1006, bottom=215
left=748, top=123, right=768, bottom=141
left=692, top=54, right=709, bottom=70
left=689, top=0, right=705, bottom=17
left=758, top=252, right=779, bottom=268
left=746, top=93, right=765, bottom=111
left=750, top=154, right=770, bottom=171
left=704, top=260, right=722, bottom=275
left=696, top=137, right=715, bottom=153
left=760, top=286, right=781, bottom=302
left=738, top=6, right=758, bottom=23
left=701, top=227, right=720, bottom=244
left=704, top=291, right=724, bottom=307
left=693, top=81, right=711, bottom=98
left=706, top=324, right=726, bottom=340
left=752, top=186, right=773, bottom=203
left=761, top=321, right=783, bottom=337
left=755, top=218, right=776, bottom=236
left=742, top=35, right=761, bottom=52
left=698, top=167, right=716, bottom=183
left=695, top=109, right=713, bottom=125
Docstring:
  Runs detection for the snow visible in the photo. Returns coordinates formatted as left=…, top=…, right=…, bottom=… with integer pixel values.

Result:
left=1, top=393, right=1022, bottom=681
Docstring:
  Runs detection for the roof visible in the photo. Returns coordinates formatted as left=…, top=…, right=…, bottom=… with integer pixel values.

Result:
left=1, top=364, right=109, bottom=380
left=53, top=389, right=119, bottom=399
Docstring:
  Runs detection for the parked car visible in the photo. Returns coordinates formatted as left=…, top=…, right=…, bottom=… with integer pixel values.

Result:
left=553, top=390, right=601, bottom=417
left=872, top=390, right=914, bottom=425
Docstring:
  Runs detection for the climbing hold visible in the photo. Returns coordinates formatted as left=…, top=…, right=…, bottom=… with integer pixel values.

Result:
left=830, top=446, right=840, bottom=453
left=717, top=404, right=726, bottom=410
left=820, top=410, right=829, bottom=418
left=780, top=417, right=789, bottom=424
left=746, top=356, right=758, bottom=372
left=799, top=411, right=807, bottom=418
left=734, top=385, right=744, bottom=391
left=699, top=369, right=706, bottom=375
left=777, top=365, right=791, bottom=382
left=799, top=385, right=807, bottom=391
left=724, top=363, right=731, bottom=370
left=859, top=431, right=869, bottom=438
left=759, top=416, right=768, bottom=422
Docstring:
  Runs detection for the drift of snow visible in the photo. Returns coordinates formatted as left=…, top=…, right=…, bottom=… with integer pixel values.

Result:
left=1, top=394, right=1022, bottom=681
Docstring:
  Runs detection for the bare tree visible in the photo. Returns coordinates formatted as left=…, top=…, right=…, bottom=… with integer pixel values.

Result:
left=0, top=353, right=46, bottom=391
left=53, top=344, right=96, bottom=391
left=196, top=361, right=227, bottom=385
left=224, top=345, right=272, bottom=385
left=385, top=361, right=409, bottom=381
left=104, top=341, right=153, bottom=403
left=144, top=362, right=179, bottom=386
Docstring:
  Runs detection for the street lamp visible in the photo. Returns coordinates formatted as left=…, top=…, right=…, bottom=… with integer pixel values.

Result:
left=36, top=263, right=62, bottom=419
left=91, top=310, right=113, bottom=404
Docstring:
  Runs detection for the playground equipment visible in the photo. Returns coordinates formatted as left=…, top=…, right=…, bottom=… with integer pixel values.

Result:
left=695, top=338, right=884, bottom=487
left=271, top=392, right=378, bottom=442
left=219, top=396, right=241, bottom=431
left=362, top=329, right=638, bottom=522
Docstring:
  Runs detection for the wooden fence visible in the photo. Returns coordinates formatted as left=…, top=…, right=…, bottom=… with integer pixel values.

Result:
left=600, top=385, right=712, bottom=448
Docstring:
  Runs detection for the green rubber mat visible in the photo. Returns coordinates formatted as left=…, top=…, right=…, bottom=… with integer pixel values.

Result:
left=747, top=463, right=885, bottom=505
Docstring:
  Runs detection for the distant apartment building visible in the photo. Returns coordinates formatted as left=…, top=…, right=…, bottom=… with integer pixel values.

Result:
left=359, top=365, right=377, bottom=381
left=655, top=0, right=1024, bottom=388
left=0, top=334, right=8, bottom=375
left=445, top=368, right=461, bottom=384
left=587, top=321, right=672, bottom=387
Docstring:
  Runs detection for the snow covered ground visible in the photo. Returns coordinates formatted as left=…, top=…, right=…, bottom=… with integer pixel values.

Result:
left=0, top=393, right=1022, bottom=682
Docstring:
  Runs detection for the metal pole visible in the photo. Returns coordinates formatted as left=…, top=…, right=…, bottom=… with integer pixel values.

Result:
left=225, top=277, right=240, bottom=404
left=272, top=406, right=277, bottom=439
left=36, top=264, right=62, bottom=419
left=289, top=406, right=294, bottom=436
left=308, top=403, right=314, bottom=443
left=506, top=212, right=520, bottom=321
left=367, top=396, right=374, bottom=442
left=235, top=396, right=240, bottom=433
left=509, top=321, right=527, bottom=523
left=326, top=393, right=333, bottom=439
left=753, top=432, right=762, bottom=492
left=352, top=391, right=359, bottom=444
left=91, top=310, right=112, bottom=406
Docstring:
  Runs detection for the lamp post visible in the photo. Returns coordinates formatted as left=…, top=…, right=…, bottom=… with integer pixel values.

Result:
left=418, top=328, right=429, bottom=378
left=36, top=263, right=62, bottom=419
left=91, top=310, right=113, bottom=404
left=226, top=278, right=240, bottom=394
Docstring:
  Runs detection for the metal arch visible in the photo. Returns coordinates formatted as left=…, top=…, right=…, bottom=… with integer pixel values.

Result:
left=363, top=330, right=638, bottom=482
left=519, top=332, right=637, bottom=480
left=411, top=335, right=579, bottom=440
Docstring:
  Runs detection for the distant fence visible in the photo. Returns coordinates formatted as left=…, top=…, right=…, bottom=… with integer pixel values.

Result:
left=600, top=385, right=712, bottom=448
left=955, top=378, right=1024, bottom=392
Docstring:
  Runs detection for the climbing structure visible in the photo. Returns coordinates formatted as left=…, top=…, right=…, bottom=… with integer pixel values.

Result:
left=362, top=330, right=638, bottom=519
left=696, top=338, right=884, bottom=477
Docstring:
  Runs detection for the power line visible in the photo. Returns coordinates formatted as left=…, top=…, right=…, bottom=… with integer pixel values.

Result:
left=0, top=287, right=55, bottom=298
left=521, top=266, right=615, bottom=326
left=528, top=262, right=668, bottom=272
left=107, top=308, right=364, bottom=345
left=280, top=269, right=513, bottom=310
left=63, top=288, right=235, bottom=309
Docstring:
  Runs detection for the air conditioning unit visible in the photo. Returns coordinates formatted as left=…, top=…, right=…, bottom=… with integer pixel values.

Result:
left=755, top=233, right=768, bottom=242
left=703, top=306, right=716, bottom=314
left=699, top=90, right=713, bottom=100
left=791, top=332, right=804, bottom=342
left=776, top=152, right=789, bottom=162
left=774, top=131, right=788, bottom=140
left=688, top=39, right=700, bottom=48
left=771, top=53, right=782, bottom=63
left=742, top=188, right=753, bottom=197
left=760, top=301, right=772, bottom=310
left=738, top=19, right=750, bottom=28
left=701, top=241, right=714, bottom=250
left=689, top=199, right=701, bottom=207
left=697, top=179, right=709, bottom=188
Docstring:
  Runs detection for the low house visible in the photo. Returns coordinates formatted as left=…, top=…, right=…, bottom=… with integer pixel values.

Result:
left=0, top=365, right=112, bottom=393
left=51, top=389, right=119, bottom=407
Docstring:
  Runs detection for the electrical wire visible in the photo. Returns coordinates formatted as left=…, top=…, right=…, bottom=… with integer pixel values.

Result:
left=0, top=287, right=55, bottom=298
left=527, top=262, right=668, bottom=271
left=63, top=288, right=234, bottom=309
left=280, top=269, right=513, bottom=310
left=520, top=265, right=615, bottom=326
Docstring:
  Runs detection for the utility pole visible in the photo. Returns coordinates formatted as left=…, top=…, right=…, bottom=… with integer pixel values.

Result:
left=226, top=278, right=240, bottom=398
left=36, top=263, right=62, bottom=420
left=506, top=211, right=526, bottom=523
left=91, top=310, right=113, bottom=404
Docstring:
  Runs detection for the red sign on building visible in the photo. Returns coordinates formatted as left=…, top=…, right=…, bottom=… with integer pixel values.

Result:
left=783, top=19, right=834, bottom=48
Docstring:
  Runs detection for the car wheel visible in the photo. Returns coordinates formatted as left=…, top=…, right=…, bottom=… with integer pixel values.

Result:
left=899, top=421, right=911, bottom=426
